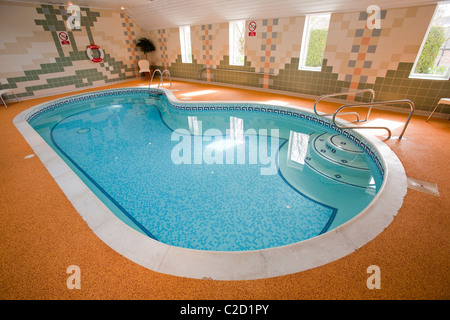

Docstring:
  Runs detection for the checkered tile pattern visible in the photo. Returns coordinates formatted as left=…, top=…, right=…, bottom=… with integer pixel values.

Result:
left=0, top=2, right=144, bottom=99
left=157, top=29, right=169, bottom=70
left=1, top=2, right=447, bottom=115
left=259, top=19, right=278, bottom=88
left=245, top=17, right=303, bottom=88
left=324, top=5, right=435, bottom=88
left=121, top=13, right=139, bottom=75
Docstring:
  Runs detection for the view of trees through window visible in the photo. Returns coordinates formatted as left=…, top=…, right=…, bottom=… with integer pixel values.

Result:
left=411, top=3, right=450, bottom=79
left=299, top=13, right=331, bottom=70
left=179, top=25, right=192, bottom=63
left=229, top=20, right=245, bottom=66
left=306, top=27, right=328, bottom=67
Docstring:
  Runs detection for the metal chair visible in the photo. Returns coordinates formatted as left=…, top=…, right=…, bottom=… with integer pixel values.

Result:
left=426, top=98, right=450, bottom=122
left=0, top=89, right=21, bottom=108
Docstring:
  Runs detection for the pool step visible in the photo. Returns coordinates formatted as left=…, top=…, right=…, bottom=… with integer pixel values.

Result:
left=309, top=133, right=369, bottom=174
left=324, top=133, right=366, bottom=162
left=304, top=133, right=374, bottom=188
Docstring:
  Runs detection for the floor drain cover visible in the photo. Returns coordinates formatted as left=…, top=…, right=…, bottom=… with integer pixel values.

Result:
left=407, top=177, right=439, bottom=196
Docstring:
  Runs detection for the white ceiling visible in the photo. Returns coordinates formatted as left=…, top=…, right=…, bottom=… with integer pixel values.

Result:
left=8, top=0, right=443, bottom=30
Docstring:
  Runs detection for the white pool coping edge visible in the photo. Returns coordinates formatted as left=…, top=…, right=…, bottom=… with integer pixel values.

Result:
left=13, top=87, right=407, bottom=280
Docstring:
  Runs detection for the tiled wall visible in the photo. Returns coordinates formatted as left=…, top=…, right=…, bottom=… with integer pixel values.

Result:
left=1, top=1, right=448, bottom=115
left=0, top=1, right=146, bottom=99
left=147, top=3, right=449, bottom=115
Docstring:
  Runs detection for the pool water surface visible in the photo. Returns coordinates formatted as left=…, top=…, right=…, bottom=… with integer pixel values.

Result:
left=29, top=90, right=383, bottom=251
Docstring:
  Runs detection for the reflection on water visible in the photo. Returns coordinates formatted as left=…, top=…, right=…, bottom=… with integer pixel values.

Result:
left=287, top=131, right=309, bottom=167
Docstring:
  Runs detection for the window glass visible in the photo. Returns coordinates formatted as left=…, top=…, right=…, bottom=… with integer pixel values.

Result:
left=229, top=20, right=245, bottom=66
left=179, top=25, right=192, bottom=63
left=410, top=3, right=450, bottom=80
left=299, top=13, right=331, bottom=71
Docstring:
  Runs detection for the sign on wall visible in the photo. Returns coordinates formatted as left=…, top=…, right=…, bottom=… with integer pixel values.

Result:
left=248, top=21, right=257, bottom=36
left=58, top=31, right=71, bottom=45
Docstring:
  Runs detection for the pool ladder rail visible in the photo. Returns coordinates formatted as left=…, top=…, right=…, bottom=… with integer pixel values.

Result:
left=313, top=89, right=415, bottom=140
left=149, top=69, right=172, bottom=88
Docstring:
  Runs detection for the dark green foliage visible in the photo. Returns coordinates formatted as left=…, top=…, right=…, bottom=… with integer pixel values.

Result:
left=306, top=29, right=328, bottom=68
left=415, top=26, right=447, bottom=74
left=136, top=38, right=156, bottom=59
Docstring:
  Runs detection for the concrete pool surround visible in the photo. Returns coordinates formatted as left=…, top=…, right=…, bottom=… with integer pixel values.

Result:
left=13, top=86, right=407, bottom=280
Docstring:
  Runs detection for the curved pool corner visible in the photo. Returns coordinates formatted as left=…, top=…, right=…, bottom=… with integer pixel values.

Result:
left=13, top=86, right=407, bottom=280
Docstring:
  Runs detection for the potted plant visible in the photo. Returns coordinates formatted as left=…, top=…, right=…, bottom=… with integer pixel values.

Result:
left=136, top=37, right=155, bottom=61
left=136, top=37, right=156, bottom=79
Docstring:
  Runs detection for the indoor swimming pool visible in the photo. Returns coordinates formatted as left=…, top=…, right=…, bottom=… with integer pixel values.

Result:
left=14, top=87, right=406, bottom=279
left=26, top=87, right=383, bottom=251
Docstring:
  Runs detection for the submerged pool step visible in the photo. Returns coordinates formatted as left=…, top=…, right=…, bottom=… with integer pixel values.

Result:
left=325, top=134, right=366, bottom=162
left=310, top=133, right=370, bottom=174
left=304, top=153, right=374, bottom=189
left=304, top=133, right=374, bottom=189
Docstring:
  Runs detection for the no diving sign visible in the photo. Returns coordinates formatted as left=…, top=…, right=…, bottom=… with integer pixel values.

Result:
left=58, top=31, right=71, bottom=45
left=248, top=21, right=257, bottom=36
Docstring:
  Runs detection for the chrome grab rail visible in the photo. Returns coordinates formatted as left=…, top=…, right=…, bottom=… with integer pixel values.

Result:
left=197, top=67, right=208, bottom=80
left=149, top=69, right=162, bottom=88
left=332, top=99, right=415, bottom=140
left=149, top=69, right=172, bottom=88
left=313, top=89, right=376, bottom=122
left=159, top=69, right=172, bottom=87
left=197, top=67, right=275, bottom=80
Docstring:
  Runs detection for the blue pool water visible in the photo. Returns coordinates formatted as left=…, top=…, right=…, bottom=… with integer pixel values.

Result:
left=30, top=89, right=383, bottom=251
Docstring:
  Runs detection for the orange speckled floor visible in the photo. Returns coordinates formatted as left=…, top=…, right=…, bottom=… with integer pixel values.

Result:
left=0, top=79, right=449, bottom=300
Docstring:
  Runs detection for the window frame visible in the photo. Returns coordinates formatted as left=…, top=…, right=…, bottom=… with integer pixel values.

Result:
left=229, top=20, right=246, bottom=66
left=298, top=13, right=331, bottom=72
left=409, top=3, right=450, bottom=80
left=179, top=25, right=192, bottom=64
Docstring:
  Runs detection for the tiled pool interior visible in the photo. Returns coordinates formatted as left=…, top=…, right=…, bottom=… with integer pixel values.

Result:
left=27, top=88, right=385, bottom=252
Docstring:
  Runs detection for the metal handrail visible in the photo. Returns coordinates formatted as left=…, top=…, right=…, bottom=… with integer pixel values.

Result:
left=159, top=69, right=172, bottom=87
left=313, top=89, right=376, bottom=122
left=332, top=99, right=415, bottom=140
left=149, top=69, right=162, bottom=88
left=149, top=69, right=172, bottom=88
left=197, top=67, right=207, bottom=80
left=197, top=67, right=275, bottom=80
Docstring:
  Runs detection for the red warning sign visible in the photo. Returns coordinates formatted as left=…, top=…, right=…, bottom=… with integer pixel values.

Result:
left=58, top=31, right=71, bottom=45
left=248, top=21, right=257, bottom=36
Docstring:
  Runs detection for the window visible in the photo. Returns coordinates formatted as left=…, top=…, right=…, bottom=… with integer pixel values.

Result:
left=179, top=25, right=192, bottom=63
left=299, top=13, right=331, bottom=71
left=410, top=3, right=450, bottom=80
left=229, top=20, right=245, bottom=66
